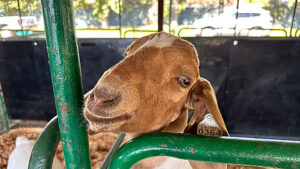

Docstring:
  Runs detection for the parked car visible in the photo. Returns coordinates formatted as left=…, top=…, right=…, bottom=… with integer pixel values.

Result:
left=193, top=5, right=274, bottom=36
left=0, top=13, right=37, bottom=38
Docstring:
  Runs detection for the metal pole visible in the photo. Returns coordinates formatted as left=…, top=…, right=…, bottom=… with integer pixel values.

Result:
left=168, top=0, right=172, bottom=33
left=100, top=133, right=125, bottom=169
left=108, top=133, right=300, bottom=169
left=234, top=0, right=240, bottom=37
left=0, top=83, right=9, bottom=131
left=158, top=0, right=164, bottom=32
left=40, top=0, right=91, bottom=168
left=219, top=0, right=224, bottom=15
left=118, top=0, right=122, bottom=38
left=16, top=0, right=24, bottom=36
left=290, top=0, right=298, bottom=37
left=29, top=116, right=60, bottom=169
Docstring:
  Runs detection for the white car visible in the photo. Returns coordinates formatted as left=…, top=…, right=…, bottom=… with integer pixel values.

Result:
left=0, top=13, right=37, bottom=37
left=193, top=5, right=274, bottom=36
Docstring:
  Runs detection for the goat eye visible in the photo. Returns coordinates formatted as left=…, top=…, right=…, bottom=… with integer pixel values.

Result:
left=178, top=76, right=190, bottom=87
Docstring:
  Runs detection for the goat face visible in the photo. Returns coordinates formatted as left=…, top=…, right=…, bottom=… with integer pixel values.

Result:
left=84, top=32, right=201, bottom=133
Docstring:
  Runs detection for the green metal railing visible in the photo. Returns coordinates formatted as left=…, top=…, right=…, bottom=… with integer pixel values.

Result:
left=178, top=27, right=289, bottom=37
left=100, top=133, right=126, bottom=169
left=29, top=116, right=60, bottom=169
left=178, top=27, right=236, bottom=37
left=177, top=27, right=197, bottom=36
left=296, top=29, right=300, bottom=37
left=238, top=28, right=288, bottom=37
left=31, top=0, right=91, bottom=168
left=123, top=29, right=158, bottom=38
left=108, top=134, right=300, bottom=169
left=0, top=83, right=9, bottom=132
left=29, top=117, right=300, bottom=169
left=29, top=0, right=300, bottom=168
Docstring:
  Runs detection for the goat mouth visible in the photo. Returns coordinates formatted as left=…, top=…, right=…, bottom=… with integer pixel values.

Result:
left=84, top=109, right=131, bottom=125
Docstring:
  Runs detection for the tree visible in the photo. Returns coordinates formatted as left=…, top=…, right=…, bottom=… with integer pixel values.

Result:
left=0, top=0, right=41, bottom=16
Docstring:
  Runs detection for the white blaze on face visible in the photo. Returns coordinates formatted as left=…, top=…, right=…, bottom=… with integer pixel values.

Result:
left=145, top=32, right=177, bottom=48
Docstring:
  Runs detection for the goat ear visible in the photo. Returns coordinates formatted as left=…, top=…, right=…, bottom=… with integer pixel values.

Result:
left=124, top=33, right=158, bottom=56
left=184, top=78, right=229, bottom=136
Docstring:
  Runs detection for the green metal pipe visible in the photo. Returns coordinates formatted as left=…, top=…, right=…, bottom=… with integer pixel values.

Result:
left=29, top=116, right=60, bottom=169
left=108, top=133, right=300, bottom=169
left=100, top=133, right=125, bottom=169
left=40, top=0, right=91, bottom=168
left=0, top=83, right=9, bottom=131
left=28, top=93, right=91, bottom=169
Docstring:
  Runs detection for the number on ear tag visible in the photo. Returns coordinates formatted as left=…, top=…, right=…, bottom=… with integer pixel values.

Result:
left=197, top=114, right=222, bottom=136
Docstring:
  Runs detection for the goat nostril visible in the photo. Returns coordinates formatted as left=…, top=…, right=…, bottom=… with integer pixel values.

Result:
left=93, top=86, right=121, bottom=106
left=94, top=96, right=104, bottom=105
left=103, top=97, right=117, bottom=103
left=93, top=95, right=119, bottom=106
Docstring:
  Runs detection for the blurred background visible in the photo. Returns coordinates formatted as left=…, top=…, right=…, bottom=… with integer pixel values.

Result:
left=0, top=0, right=299, bottom=38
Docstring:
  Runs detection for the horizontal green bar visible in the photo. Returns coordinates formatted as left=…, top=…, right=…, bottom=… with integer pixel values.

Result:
left=108, top=133, right=300, bottom=169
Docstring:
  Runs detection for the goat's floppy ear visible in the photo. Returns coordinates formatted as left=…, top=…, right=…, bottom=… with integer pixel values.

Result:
left=184, top=77, right=229, bottom=136
left=124, top=33, right=158, bottom=56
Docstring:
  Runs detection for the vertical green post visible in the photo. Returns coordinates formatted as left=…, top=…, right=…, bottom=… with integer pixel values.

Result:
left=40, top=0, right=91, bottom=168
left=0, top=83, right=9, bottom=132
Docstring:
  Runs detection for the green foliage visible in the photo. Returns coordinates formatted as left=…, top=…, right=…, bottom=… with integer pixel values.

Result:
left=0, top=0, right=41, bottom=16
left=72, top=0, right=152, bottom=22
left=0, top=0, right=155, bottom=23
left=1, top=0, right=297, bottom=28
left=264, top=0, right=289, bottom=25
left=264, top=0, right=296, bottom=27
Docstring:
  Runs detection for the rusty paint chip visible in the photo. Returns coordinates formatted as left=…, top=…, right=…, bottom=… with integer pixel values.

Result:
left=69, top=164, right=76, bottom=169
left=192, top=147, right=195, bottom=154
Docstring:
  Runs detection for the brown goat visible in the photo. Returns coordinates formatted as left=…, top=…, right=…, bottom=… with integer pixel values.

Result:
left=84, top=32, right=229, bottom=169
